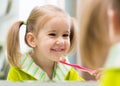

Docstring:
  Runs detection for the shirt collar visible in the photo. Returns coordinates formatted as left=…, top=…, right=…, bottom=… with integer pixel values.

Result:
left=20, top=53, right=71, bottom=81
left=105, top=43, right=120, bottom=68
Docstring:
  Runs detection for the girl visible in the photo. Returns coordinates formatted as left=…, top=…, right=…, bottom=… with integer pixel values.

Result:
left=6, top=5, right=84, bottom=82
left=78, top=0, right=110, bottom=80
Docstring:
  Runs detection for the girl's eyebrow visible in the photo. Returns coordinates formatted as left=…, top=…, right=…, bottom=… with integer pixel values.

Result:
left=48, top=30, right=56, bottom=32
left=65, top=31, right=70, bottom=33
left=66, top=30, right=70, bottom=32
left=48, top=30, right=70, bottom=33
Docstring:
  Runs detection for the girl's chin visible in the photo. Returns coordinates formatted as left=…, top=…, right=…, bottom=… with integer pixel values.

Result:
left=49, top=53, right=63, bottom=61
left=50, top=57, right=61, bottom=62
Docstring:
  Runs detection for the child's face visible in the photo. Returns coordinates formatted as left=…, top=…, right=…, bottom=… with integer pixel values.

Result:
left=35, top=17, right=70, bottom=62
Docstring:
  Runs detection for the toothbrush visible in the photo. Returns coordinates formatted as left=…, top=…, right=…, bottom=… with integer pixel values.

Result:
left=59, top=60, right=93, bottom=74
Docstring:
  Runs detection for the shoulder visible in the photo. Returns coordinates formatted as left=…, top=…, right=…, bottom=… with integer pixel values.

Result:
left=7, top=66, right=36, bottom=81
left=7, top=66, right=22, bottom=81
left=65, top=67, right=84, bottom=81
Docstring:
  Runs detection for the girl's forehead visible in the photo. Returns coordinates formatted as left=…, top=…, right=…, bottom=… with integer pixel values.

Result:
left=47, top=17, right=70, bottom=27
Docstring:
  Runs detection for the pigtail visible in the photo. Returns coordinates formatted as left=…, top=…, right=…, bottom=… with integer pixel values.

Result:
left=6, top=21, right=23, bottom=68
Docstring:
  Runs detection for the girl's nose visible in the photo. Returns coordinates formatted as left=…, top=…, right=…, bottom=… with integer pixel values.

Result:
left=56, top=37, right=64, bottom=45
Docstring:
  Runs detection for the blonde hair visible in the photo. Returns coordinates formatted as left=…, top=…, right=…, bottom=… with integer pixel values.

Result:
left=6, top=5, right=76, bottom=68
left=78, top=0, right=110, bottom=69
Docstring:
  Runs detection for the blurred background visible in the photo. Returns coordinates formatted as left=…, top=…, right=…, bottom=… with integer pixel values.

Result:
left=0, top=0, right=84, bottom=80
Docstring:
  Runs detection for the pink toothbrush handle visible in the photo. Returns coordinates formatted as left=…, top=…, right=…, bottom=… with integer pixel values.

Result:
left=59, top=60, right=93, bottom=74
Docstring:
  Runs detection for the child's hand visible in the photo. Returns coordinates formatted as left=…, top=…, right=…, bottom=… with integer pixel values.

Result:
left=90, top=68, right=103, bottom=80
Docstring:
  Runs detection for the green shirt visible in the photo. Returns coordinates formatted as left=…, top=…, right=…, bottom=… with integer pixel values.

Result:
left=7, top=66, right=84, bottom=82
left=7, top=53, right=84, bottom=82
left=100, top=43, right=120, bottom=86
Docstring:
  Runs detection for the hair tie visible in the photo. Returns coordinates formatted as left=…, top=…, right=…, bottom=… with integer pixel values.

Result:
left=23, top=20, right=27, bottom=25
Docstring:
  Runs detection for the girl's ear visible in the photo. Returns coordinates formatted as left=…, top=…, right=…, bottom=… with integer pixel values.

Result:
left=26, top=32, right=37, bottom=48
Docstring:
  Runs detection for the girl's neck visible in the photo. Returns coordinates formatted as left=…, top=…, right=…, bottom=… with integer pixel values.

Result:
left=29, top=51, right=55, bottom=79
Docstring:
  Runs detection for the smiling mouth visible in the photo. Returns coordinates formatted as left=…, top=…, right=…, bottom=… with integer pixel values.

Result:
left=51, top=48, right=65, bottom=52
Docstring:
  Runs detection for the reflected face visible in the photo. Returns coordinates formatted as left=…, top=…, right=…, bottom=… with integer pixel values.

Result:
left=107, top=9, right=120, bottom=43
left=35, top=17, right=70, bottom=62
